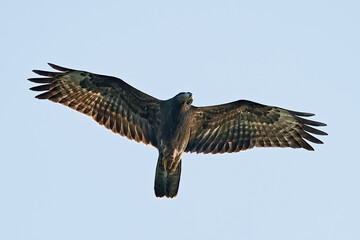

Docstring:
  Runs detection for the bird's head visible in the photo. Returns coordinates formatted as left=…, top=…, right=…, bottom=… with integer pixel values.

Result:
left=176, top=92, right=193, bottom=104
left=173, top=92, right=193, bottom=111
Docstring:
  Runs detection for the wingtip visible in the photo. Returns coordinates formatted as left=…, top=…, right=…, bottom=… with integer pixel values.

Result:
left=290, top=110, right=315, bottom=117
left=29, top=84, right=52, bottom=92
left=313, top=121, right=327, bottom=127
left=47, top=63, right=72, bottom=72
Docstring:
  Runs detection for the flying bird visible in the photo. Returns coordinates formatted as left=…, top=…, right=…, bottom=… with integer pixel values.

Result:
left=28, top=63, right=327, bottom=198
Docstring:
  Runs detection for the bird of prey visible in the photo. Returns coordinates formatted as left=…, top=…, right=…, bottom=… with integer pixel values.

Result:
left=28, top=63, right=327, bottom=198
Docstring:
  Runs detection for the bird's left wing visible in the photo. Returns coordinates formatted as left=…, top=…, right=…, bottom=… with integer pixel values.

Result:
left=29, top=63, right=161, bottom=147
left=186, top=100, right=327, bottom=154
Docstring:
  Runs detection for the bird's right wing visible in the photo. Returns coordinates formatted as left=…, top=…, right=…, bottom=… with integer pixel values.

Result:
left=28, top=63, right=161, bottom=147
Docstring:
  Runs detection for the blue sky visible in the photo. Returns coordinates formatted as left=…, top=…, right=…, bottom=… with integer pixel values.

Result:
left=1, top=1, right=359, bottom=239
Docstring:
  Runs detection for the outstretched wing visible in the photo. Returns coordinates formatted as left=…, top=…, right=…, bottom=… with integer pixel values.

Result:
left=28, top=63, right=161, bottom=147
left=186, top=100, right=327, bottom=154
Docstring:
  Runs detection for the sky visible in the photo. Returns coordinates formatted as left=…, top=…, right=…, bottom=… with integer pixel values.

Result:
left=1, top=0, right=359, bottom=239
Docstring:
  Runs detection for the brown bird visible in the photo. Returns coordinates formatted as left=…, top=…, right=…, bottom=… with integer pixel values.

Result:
left=28, top=63, right=327, bottom=198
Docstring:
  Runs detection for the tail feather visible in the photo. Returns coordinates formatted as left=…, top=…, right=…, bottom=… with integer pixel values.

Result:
left=154, top=160, right=181, bottom=198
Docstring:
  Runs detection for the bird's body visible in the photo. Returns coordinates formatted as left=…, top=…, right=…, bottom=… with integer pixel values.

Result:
left=155, top=93, right=193, bottom=197
left=29, top=63, right=327, bottom=198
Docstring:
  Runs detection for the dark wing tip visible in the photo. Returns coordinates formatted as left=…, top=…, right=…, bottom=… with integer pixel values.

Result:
left=296, top=116, right=327, bottom=127
left=48, top=63, right=73, bottom=72
left=290, top=110, right=315, bottom=117
left=34, top=90, right=55, bottom=99
left=31, top=63, right=72, bottom=81
left=28, top=77, right=52, bottom=83
left=303, top=125, right=328, bottom=136
left=305, top=119, right=327, bottom=127
left=32, top=69, right=47, bottom=75
left=305, top=145, right=315, bottom=151
left=32, top=69, right=59, bottom=77
left=29, top=84, right=52, bottom=91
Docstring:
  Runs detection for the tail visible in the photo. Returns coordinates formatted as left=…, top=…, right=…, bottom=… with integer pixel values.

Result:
left=154, top=159, right=182, bottom=198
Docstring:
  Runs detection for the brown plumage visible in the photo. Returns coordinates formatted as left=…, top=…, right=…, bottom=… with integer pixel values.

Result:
left=29, top=63, right=327, bottom=198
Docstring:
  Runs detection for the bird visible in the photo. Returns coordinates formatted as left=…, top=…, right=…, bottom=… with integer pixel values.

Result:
left=28, top=63, right=327, bottom=198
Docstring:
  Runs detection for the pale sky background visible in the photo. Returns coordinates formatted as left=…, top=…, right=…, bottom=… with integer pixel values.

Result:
left=1, top=1, right=359, bottom=239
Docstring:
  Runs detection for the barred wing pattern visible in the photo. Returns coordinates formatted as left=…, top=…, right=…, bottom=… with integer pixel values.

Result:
left=28, top=63, right=161, bottom=147
left=186, top=100, right=327, bottom=154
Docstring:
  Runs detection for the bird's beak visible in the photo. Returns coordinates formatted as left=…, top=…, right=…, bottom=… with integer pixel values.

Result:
left=185, top=92, right=193, bottom=104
